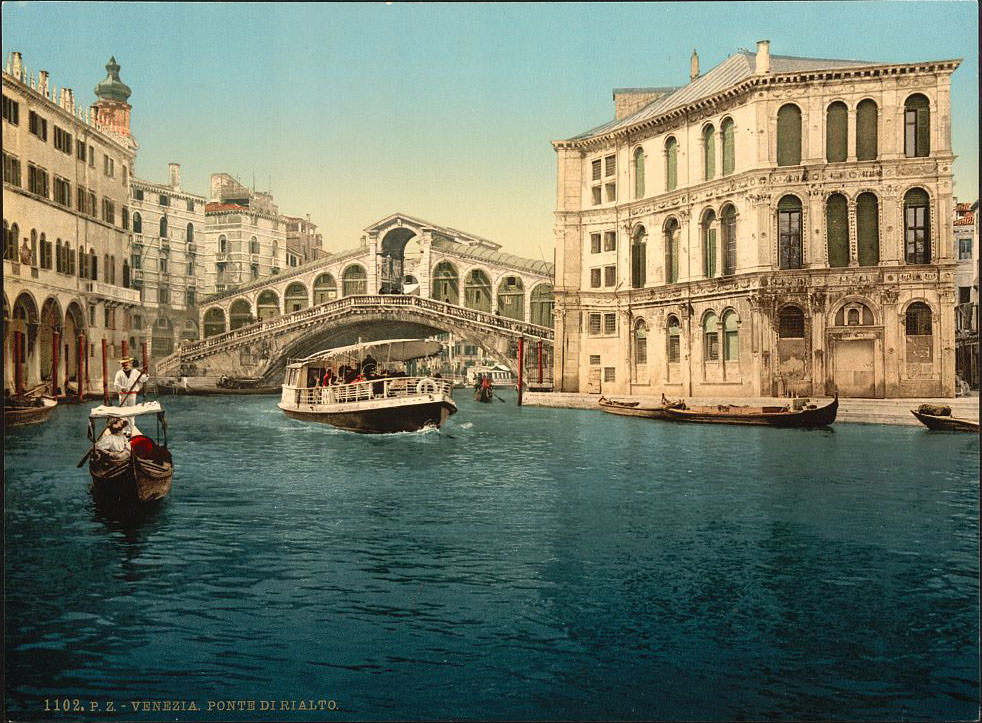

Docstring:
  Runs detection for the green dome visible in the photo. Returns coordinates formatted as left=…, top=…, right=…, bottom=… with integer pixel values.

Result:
left=93, top=56, right=131, bottom=102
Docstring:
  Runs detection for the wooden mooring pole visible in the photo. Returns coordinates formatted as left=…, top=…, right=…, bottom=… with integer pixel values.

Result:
left=517, top=336, right=524, bottom=407
left=51, top=330, right=60, bottom=397
left=76, top=336, right=85, bottom=403
left=101, top=338, right=109, bottom=405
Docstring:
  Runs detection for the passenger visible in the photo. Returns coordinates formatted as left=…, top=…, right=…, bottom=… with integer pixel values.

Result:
left=322, top=369, right=334, bottom=386
left=113, top=357, right=148, bottom=406
left=94, top=417, right=129, bottom=455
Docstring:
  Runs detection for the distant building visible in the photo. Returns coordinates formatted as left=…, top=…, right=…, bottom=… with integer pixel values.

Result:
left=953, top=199, right=978, bottom=388
left=3, top=52, right=141, bottom=394
left=552, top=41, right=961, bottom=399
left=284, top=214, right=326, bottom=267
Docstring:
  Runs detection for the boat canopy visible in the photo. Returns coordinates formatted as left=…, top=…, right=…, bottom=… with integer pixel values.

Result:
left=89, top=401, right=164, bottom=419
left=291, top=339, right=444, bottom=367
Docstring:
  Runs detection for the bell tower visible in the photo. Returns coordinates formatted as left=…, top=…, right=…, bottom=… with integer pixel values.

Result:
left=91, top=56, right=133, bottom=140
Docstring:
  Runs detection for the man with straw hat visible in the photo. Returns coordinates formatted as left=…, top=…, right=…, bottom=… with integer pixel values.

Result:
left=112, top=356, right=148, bottom=407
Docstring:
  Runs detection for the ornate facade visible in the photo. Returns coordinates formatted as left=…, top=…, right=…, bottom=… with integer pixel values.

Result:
left=552, top=41, right=961, bottom=398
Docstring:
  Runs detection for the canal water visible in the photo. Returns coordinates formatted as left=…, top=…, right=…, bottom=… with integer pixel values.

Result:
left=3, top=393, right=979, bottom=721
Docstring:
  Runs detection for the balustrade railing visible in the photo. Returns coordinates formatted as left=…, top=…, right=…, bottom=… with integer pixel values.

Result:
left=288, top=376, right=453, bottom=407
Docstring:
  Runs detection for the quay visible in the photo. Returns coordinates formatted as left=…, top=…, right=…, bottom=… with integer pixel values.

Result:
left=524, top=392, right=980, bottom=427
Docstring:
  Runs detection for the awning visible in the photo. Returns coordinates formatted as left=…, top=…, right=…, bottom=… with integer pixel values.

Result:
left=296, top=339, right=444, bottom=365
left=88, top=401, right=164, bottom=419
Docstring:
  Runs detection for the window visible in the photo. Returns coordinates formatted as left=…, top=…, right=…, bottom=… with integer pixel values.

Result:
left=122, top=207, right=129, bottom=230
left=55, top=239, right=62, bottom=272
left=186, top=198, right=194, bottom=212
left=826, top=193, right=849, bottom=267
left=40, top=234, right=52, bottom=269
left=856, top=193, right=879, bottom=266
left=665, top=218, right=679, bottom=283
left=721, top=118, right=735, bottom=176
left=631, top=227, right=646, bottom=288
left=959, top=237, right=973, bottom=260
left=78, top=246, right=87, bottom=278
left=251, top=264, right=259, bottom=280
left=159, top=257, right=168, bottom=273
left=723, top=310, right=739, bottom=361
left=134, top=188, right=144, bottom=201
left=76, top=186, right=85, bottom=212
left=904, top=94, right=930, bottom=158
left=2, top=94, right=19, bottom=125
left=75, top=139, right=85, bottom=161
left=132, top=252, right=141, bottom=270
left=604, top=265, right=616, bottom=287
left=122, top=260, right=130, bottom=288
left=905, top=302, right=933, bottom=363
left=590, top=268, right=601, bottom=288
left=27, top=164, right=49, bottom=198
left=250, top=236, right=260, bottom=254
left=159, top=216, right=168, bottom=238
left=103, top=154, right=114, bottom=177
left=665, top=137, right=678, bottom=191
left=603, top=313, right=616, bottom=335
left=702, top=211, right=717, bottom=278
left=603, top=231, right=616, bottom=252
left=159, top=194, right=169, bottom=206
left=959, top=287, right=971, bottom=304
left=603, top=367, right=616, bottom=383
left=703, top=125, right=716, bottom=180
left=90, top=249, right=98, bottom=281
left=903, top=188, right=930, bottom=264
left=53, top=126, right=72, bottom=154
left=186, top=289, right=196, bottom=308
left=590, top=233, right=601, bottom=254
left=591, top=155, right=615, bottom=205
left=778, top=306, right=805, bottom=338
left=132, top=212, right=142, bottom=234
left=54, top=177, right=71, bottom=206
left=158, top=287, right=170, bottom=305
left=777, top=104, right=802, bottom=166
left=778, top=195, right=803, bottom=270
left=588, top=313, right=602, bottom=336
left=856, top=99, right=878, bottom=161
left=703, top=312, right=719, bottom=361
left=633, top=147, right=645, bottom=198
left=667, top=316, right=681, bottom=363
left=88, top=145, right=94, bottom=167
left=187, top=260, right=195, bottom=275
left=28, top=110, right=47, bottom=141
left=87, top=191, right=96, bottom=217
left=2, top=222, right=15, bottom=260
left=102, top=198, right=115, bottom=225
left=634, top=320, right=648, bottom=366
left=3, top=152, right=22, bottom=187
left=186, top=223, right=194, bottom=243
left=604, top=154, right=616, bottom=203
left=826, top=102, right=847, bottom=163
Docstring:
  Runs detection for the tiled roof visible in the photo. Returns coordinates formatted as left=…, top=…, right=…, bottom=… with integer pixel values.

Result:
left=566, top=51, right=887, bottom=142
left=205, top=202, right=248, bottom=213
left=954, top=213, right=975, bottom=226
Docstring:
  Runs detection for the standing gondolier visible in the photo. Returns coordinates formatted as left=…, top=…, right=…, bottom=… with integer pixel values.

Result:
left=113, top=357, right=148, bottom=406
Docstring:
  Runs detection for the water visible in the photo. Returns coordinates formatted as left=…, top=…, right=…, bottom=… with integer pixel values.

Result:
left=4, top=393, right=979, bottom=721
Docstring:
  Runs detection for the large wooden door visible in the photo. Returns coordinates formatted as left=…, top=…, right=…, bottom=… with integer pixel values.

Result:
left=834, top=339, right=875, bottom=397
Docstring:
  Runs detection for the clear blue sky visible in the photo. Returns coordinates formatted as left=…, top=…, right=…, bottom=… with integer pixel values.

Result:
left=3, top=2, right=978, bottom=256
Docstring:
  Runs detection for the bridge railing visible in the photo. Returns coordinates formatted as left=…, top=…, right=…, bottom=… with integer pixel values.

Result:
left=157, top=295, right=554, bottom=373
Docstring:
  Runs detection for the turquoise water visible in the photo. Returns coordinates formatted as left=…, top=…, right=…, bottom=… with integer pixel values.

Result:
left=3, top=394, right=979, bottom=720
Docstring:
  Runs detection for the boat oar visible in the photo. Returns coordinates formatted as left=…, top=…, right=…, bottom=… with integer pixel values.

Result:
left=494, top=392, right=506, bottom=403
left=76, top=448, right=92, bottom=468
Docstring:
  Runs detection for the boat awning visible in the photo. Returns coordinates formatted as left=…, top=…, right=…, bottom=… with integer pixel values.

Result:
left=294, top=339, right=444, bottom=366
left=88, top=401, right=164, bottom=418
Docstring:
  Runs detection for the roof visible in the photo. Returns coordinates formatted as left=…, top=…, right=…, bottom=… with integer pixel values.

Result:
left=430, top=237, right=553, bottom=277
left=205, top=202, right=249, bottom=213
left=954, top=213, right=975, bottom=226
left=565, top=50, right=927, bottom=143
left=293, top=339, right=443, bottom=365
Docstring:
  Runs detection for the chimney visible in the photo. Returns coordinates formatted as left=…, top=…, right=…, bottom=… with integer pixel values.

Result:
left=169, top=163, right=181, bottom=191
left=755, top=40, right=770, bottom=75
left=38, top=70, right=49, bottom=97
left=63, top=88, right=75, bottom=113
left=690, top=50, right=699, bottom=81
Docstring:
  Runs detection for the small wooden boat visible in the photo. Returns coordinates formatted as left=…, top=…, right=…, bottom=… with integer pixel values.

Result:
left=155, top=377, right=279, bottom=395
left=474, top=385, right=495, bottom=403
left=599, top=396, right=672, bottom=419
left=911, top=405, right=980, bottom=433
left=4, top=395, right=57, bottom=427
left=661, top=394, right=838, bottom=428
left=86, top=401, right=173, bottom=504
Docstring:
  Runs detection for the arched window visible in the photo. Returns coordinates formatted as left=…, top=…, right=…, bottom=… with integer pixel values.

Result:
left=826, top=101, right=847, bottom=162
left=312, top=273, right=337, bottom=305
left=229, top=299, right=253, bottom=331
left=634, top=319, right=648, bottom=366
left=905, top=302, right=933, bottom=362
left=826, top=193, right=849, bottom=267
left=664, top=218, right=679, bottom=283
left=778, top=306, right=805, bottom=338
left=777, top=104, right=802, bottom=166
left=284, top=282, right=309, bottom=311
left=702, top=210, right=717, bottom=278
left=703, top=125, right=716, bottom=180
left=667, top=315, right=681, bottom=364
left=256, top=290, right=280, bottom=321
left=904, top=94, right=930, bottom=158
left=835, top=302, right=874, bottom=327
left=78, top=246, right=86, bottom=278
left=464, top=269, right=492, bottom=312
left=723, top=310, right=739, bottom=362
left=29, top=228, right=37, bottom=266
left=856, top=192, right=879, bottom=266
left=249, top=236, right=260, bottom=254
left=778, top=195, right=803, bottom=270
left=431, top=261, right=460, bottom=304
left=721, top=117, right=735, bottom=176
left=631, top=226, right=646, bottom=288
left=186, top=223, right=194, bottom=244
left=703, top=312, right=719, bottom=361
left=904, top=188, right=931, bottom=264
left=66, top=241, right=75, bottom=275
left=203, top=308, right=226, bottom=338
left=159, top=216, right=167, bottom=238
left=856, top=99, right=878, bottom=160
left=721, top=204, right=737, bottom=276
left=219, top=235, right=228, bottom=254
left=132, top=212, right=142, bottom=234
left=496, top=275, right=525, bottom=320
left=665, top=137, right=678, bottom=191
left=633, top=147, right=645, bottom=199
left=342, top=265, right=367, bottom=297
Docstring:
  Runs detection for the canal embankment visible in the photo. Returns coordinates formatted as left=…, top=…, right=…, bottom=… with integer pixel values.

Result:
left=523, top=391, right=980, bottom=426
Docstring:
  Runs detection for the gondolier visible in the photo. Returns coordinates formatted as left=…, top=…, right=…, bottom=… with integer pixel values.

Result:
left=113, top=357, right=148, bottom=406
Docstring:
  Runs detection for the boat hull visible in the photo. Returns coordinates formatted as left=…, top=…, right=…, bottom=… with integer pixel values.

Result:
left=280, top=399, right=456, bottom=434
left=89, top=453, right=173, bottom=504
left=4, top=398, right=57, bottom=427
left=474, top=387, right=494, bottom=403
left=599, top=398, right=673, bottom=419
left=911, top=410, right=980, bottom=432
left=663, top=397, right=838, bottom=428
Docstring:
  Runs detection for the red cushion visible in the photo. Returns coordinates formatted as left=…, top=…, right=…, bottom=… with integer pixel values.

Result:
left=130, top=435, right=155, bottom=457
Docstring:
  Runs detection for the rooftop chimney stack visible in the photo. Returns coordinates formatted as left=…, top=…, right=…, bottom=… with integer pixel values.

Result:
left=755, top=40, right=771, bottom=75
left=690, top=50, right=700, bottom=81
left=169, top=163, right=181, bottom=191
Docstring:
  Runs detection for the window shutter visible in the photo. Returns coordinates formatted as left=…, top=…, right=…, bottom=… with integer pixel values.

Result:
left=826, top=194, right=849, bottom=267
left=826, top=103, right=847, bottom=163
left=856, top=100, right=878, bottom=161
left=856, top=193, right=879, bottom=266
left=777, top=105, right=802, bottom=166
left=916, top=108, right=930, bottom=157
left=722, top=120, right=735, bottom=175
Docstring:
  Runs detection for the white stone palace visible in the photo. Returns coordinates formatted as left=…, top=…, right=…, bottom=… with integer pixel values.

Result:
left=552, top=41, right=962, bottom=398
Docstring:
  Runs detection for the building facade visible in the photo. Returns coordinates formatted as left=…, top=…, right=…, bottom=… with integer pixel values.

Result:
left=284, top=214, right=325, bottom=268
left=552, top=42, right=961, bottom=399
left=953, top=199, right=978, bottom=388
left=3, top=52, right=141, bottom=395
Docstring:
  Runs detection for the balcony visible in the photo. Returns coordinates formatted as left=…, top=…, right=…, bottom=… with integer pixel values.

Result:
left=187, top=243, right=197, bottom=255
left=84, top=280, right=141, bottom=305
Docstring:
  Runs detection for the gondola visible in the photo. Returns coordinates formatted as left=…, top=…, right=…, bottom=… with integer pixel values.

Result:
left=598, top=396, right=674, bottom=419
left=4, top=395, right=58, bottom=427
left=474, top=385, right=495, bottom=403
left=661, top=394, right=838, bottom=428
left=86, top=401, right=173, bottom=504
left=911, top=405, right=980, bottom=433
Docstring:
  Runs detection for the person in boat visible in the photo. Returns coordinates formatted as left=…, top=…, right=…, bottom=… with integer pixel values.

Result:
left=481, top=375, right=492, bottom=392
left=322, top=369, right=335, bottom=386
left=94, top=417, right=130, bottom=455
left=113, top=357, right=148, bottom=406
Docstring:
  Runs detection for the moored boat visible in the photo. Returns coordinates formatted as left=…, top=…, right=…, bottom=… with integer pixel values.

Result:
left=661, top=394, right=838, bottom=428
left=911, top=404, right=980, bottom=433
left=278, top=339, right=457, bottom=433
left=598, top=395, right=683, bottom=419
left=4, top=395, right=57, bottom=427
left=86, top=401, right=173, bottom=504
left=474, top=385, right=495, bottom=403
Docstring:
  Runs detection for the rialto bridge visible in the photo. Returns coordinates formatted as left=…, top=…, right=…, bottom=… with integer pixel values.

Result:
left=156, top=214, right=556, bottom=382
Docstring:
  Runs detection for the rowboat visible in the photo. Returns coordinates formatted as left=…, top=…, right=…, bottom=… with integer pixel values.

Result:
left=661, top=394, right=838, bottom=428
left=598, top=396, right=675, bottom=419
left=86, top=401, right=173, bottom=504
left=278, top=338, right=456, bottom=433
left=4, top=396, right=57, bottom=427
left=474, top=386, right=495, bottom=403
left=911, top=405, right=980, bottom=433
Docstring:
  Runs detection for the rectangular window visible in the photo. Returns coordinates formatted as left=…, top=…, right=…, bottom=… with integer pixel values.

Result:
left=592, top=186, right=602, bottom=206
left=28, top=111, right=47, bottom=141
left=28, top=164, right=49, bottom=197
left=603, top=312, right=616, bottom=335
left=186, top=289, right=196, bottom=307
left=186, top=198, right=194, bottom=212
left=958, top=286, right=971, bottom=304
left=132, top=253, right=141, bottom=270
left=3, top=152, right=21, bottom=187
left=88, top=191, right=97, bottom=217
left=605, top=182, right=616, bottom=202
left=53, top=126, right=72, bottom=154
left=588, top=313, right=602, bottom=336
left=103, top=155, right=114, bottom=177
left=159, top=257, right=168, bottom=273
left=187, top=260, right=195, bottom=275
left=76, top=139, right=86, bottom=161
left=604, top=265, right=616, bottom=286
left=590, top=233, right=601, bottom=254
left=158, top=287, right=170, bottom=304
left=102, top=198, right=115, bottom=224
left=134, top=188, right=144, bottom=201
left=958, top=237, right=972, bottom=260
left=88, top=145, right=94, bottom=167
left=603, top=367, right=616, bottom=383
left=604, top=155, right=616, bottom=177
left=590, top=268, right=601, bottom=288
left=122, top=207, right=129, bottom=230
left=77, top=186, right=85, bottom=212
left=603, top=231, right=616, bottom=252
left=589, top=355, right=601, bottom=366
left=1, top=94, right=19, bottom=125
left=592, top=159, right=602, bottom=182
left=54, top=177, right=71, bottom=206
left=705, top=332, right=720, bottom=362
left=159, top=194, right=169, bottom=206
left=668, top=334, right=680, bottom=364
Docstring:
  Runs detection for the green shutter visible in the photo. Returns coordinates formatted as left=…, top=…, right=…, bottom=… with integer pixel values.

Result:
left=666, top=139, right=677, bottom=191
left=826, top=194, right=849, bottom=267
left=777, top=105, right=802, bottom=166
left=634, top=149, right=645, bottom=199
left=705, top=228, right=717, bottom=278
left=856, top=193, right=879, bottom=266
left=826, top=103, right=847, bottom=163
left=916, top=107, right=930, bottom=157
left=856, top=100, right=878, bottom=161
left=722, top=120, right=735, bottom=176
left=704, top=126, right=715, bottom=179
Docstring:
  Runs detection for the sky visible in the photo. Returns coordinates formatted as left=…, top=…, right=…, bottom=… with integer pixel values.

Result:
left=2, top=2, right=978, bottom=257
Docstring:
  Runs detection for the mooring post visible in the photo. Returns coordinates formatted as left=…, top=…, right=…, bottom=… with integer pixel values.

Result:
left=101, top=338, right=109, bottom=405
left=64, top=342, right=70, bottom=400
left=51, top=330, right=60, bottom=397
left=13, top=331, right=23, bottom=394
left=121, top=339, right=128, bottom=359
left=517, top=336, right=524, bottom=407
left=537, top=340, right=543, bottom=385
left=76, top=336, right=85, bottom=402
